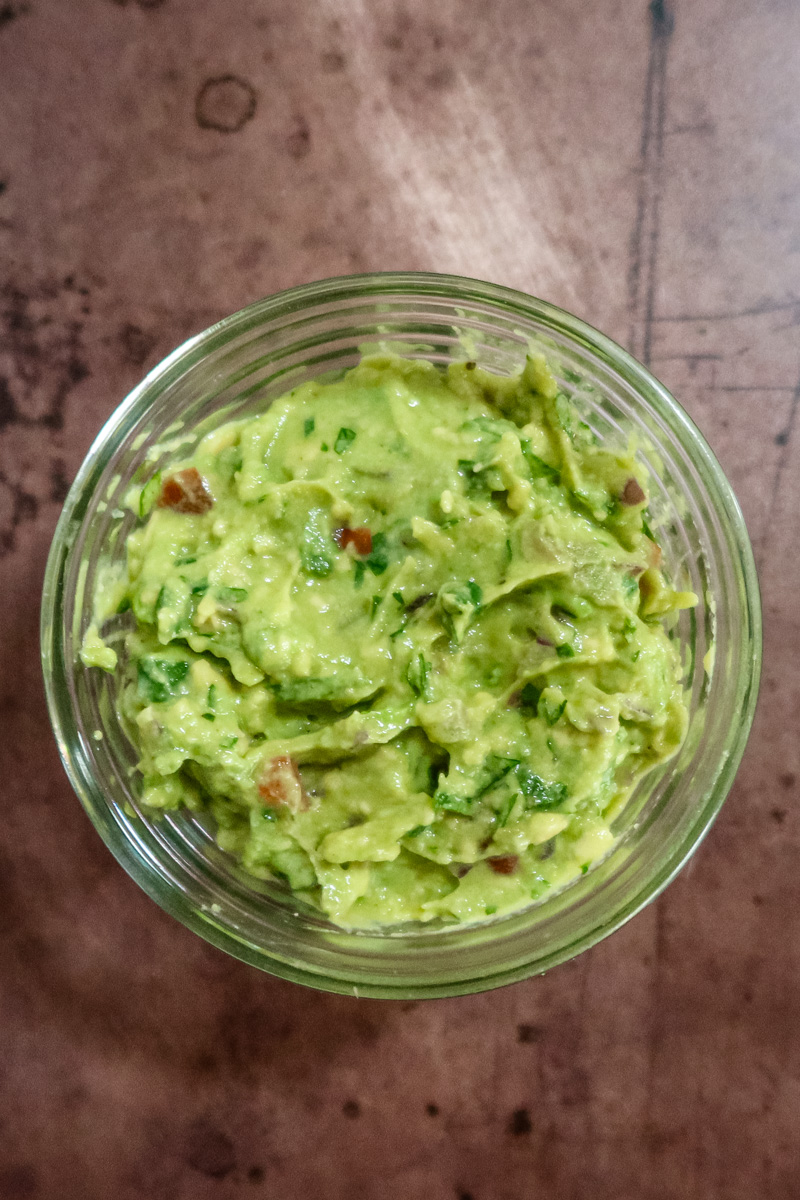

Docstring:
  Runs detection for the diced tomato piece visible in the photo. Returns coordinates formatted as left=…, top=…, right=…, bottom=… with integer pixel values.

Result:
left=257, top=754, right=308, bottom=813
left=488, top=854, right=519, bottom=875
left=157, top=468, right=213, bottom=515
left=620, top=477, right=646, bottom=506
left=333, top=526, right=373, bottom=555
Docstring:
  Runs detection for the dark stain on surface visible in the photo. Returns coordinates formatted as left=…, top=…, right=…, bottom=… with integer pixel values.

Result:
left=508, top=1108, right=532, bottom=1135
left=119, top=322, right=156, bottom=367
left=0, top=471, right=39, bottom=555
left=247, top=1166, right=265, bottom=1183
left=770, top=808, right=786, bottom=825
left=111, top=0, right=167, bottom=8
left=457, top=1192, right=475, bottom=1200
left=184, top=1118, right=236, bottom=1179
left=425, top=65, right=455, bottom=90
left=49, top=459, right=70, bottom=504
left=517, top=1023, right=544, bottom=1044
left=0, top=1165, right=38, bottom=1197
left=195, top=75, right=257, bottom=133
left=779, top=772, right=796, bottom=789
left=0, top=376, right=18, bottom=428
left=286, top=116, right=311, bottom=159
left=775, top=430, right=789, bottom=446
left=320, top=50, right=346, bottom=73
left=0, top=179, right=7, bottom=195
left=342, top=1099, right=361, bottom=1118
left=426, top=1102, right=439, bottom=1116
left=0, top=3, right=29, bottom=29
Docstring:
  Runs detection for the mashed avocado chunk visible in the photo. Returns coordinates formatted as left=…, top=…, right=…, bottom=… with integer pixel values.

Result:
left=83, top=353, right=696, bottom=927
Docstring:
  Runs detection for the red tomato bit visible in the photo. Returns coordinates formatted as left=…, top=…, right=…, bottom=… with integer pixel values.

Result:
left=488, top=854, right=519, bottom=875
left=157, top=468, right=213, bottom=515
left=257, top=754, right=308, bottom=813
left=334, top=526, right=373, bottom=555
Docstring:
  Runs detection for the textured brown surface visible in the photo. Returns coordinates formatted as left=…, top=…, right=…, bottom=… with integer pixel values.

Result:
left=1, top=1, right=798, bottom=1197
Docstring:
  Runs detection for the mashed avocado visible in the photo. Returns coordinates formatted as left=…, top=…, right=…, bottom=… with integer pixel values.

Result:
left=82, top=353, right=696, bottom=927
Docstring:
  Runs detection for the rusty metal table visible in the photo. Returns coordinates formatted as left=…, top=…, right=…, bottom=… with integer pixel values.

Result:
left=1, top=2, right=797, bottom=1197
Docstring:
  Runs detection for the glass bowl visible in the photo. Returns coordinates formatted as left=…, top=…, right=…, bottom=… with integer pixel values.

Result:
left=41, top=272, right=761, bottom=999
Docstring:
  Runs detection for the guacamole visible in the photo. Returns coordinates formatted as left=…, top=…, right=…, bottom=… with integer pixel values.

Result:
left=82, top=353, right=696, bottom=927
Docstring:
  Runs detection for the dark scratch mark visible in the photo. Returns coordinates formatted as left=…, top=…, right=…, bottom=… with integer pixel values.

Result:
left=195, top=75, right=257, bottom=133
left=711, top=386, right=795, bottom=394
left=627, top=1, right=674, bottom=365
left=665, top=121, right=715, bottom=137
left=650, top=353, right=724, bottom=364
left=757, top=367, right=800, bottom=571
left=653, top=298, right=800, bottom=324
left=645, top=897, right=668, bottom=1135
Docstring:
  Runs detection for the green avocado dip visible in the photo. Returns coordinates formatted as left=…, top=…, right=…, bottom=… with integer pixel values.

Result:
left=82, top=352, right=697, bottom=927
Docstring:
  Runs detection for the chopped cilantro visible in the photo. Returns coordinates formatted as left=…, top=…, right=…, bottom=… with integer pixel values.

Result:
left=496, top=793, right=518, bottom=826
left=404, top=825, right=429, bottom=838
left=520, top=440, right=560, bottom=484
left=365, top=531, right=390, bottom=575
left=406, top=652, right=431, bottom=698
left=370, top=595, right=382, bottom=619
left=217, top=586, right=248, bottom=603
left=137, top=658, right=190, bottom=704
left=433, top=791, right=475, bottom=815
left=353, top=560, right=366, bottom=588
left=220, top=736, right=238, bottom=749
left=304, top=417, right=315, bottom=437
left=334, top=427, right=356, bottom=453
left=516, top=767, right=567, bottom=810
left=300, top=508, right=334, bottom=577
left=485, top=905, right=498, bottom=915
left=139, top=471, right=162, bottom=519
left=541, top=696, right=566, bottom=725
left=556, top=643, right=575, bottom=658
left=520, top=682, right=541, bottom=711
left=202, top=712, right=215, bottom=722
left=191, top=580, right=208, bottom=596
left=393, top=591, right=405, bottom=607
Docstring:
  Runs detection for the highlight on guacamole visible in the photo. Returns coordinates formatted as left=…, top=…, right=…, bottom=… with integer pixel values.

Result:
left=82, top=352, right=697, bottom=928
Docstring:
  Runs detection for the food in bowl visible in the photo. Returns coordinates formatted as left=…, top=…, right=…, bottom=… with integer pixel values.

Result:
left=81, top=351, right=697, bottom=927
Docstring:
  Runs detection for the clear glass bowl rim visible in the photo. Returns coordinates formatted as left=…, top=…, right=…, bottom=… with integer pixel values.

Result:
left=41, top=270, right=762, bottom=998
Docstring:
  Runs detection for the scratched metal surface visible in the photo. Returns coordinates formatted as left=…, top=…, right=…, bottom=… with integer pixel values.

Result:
left=1, top=1, right=798, bottom=1197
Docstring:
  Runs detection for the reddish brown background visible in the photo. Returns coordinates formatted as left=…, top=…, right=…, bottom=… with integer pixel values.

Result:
left=1, top=2, right=798, bottom=1197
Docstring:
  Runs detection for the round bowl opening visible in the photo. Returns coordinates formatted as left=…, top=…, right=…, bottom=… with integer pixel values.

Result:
left=42, top=272, right=761, bottom=998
